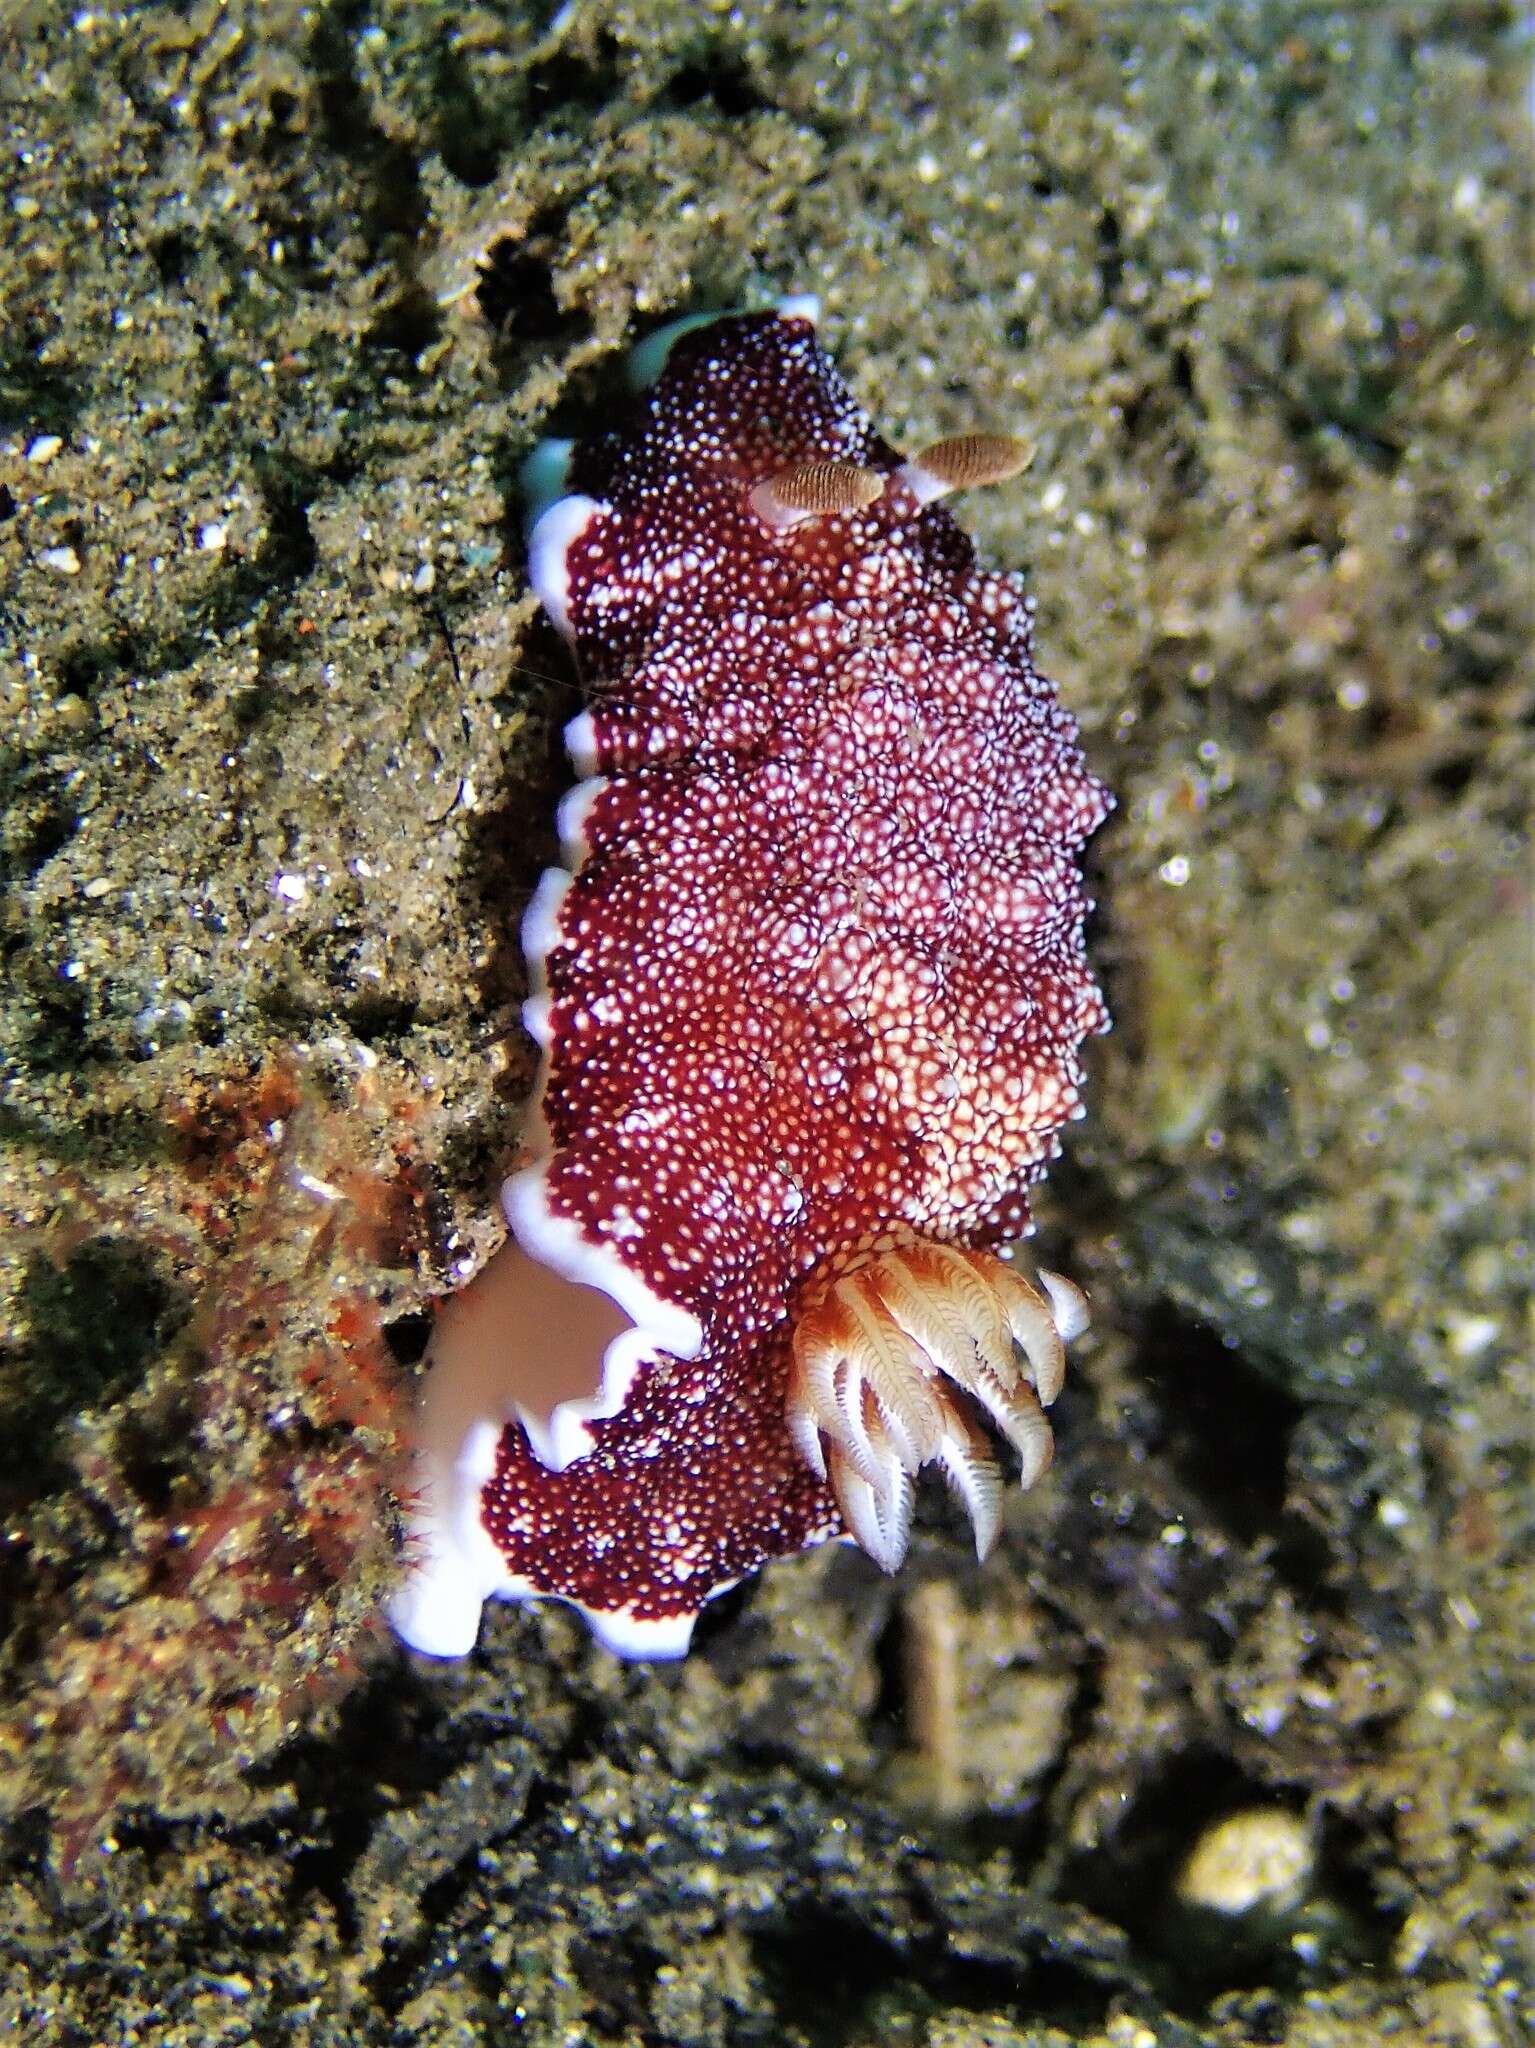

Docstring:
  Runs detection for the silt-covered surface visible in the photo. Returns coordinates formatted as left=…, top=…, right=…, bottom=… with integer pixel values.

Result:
left=0, top=3, right=1529, bottom=2043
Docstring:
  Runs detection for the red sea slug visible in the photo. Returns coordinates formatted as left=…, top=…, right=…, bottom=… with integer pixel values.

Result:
left=390, top=300, right=1112, bottom=1658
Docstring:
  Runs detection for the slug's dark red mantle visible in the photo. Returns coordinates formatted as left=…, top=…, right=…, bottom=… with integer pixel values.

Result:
left=391, top=303, right=1112, bottom=1659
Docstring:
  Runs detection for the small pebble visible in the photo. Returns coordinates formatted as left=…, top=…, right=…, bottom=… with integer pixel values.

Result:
left=27, top=435, right=63, bottom=464
left=1444, top=1312, right=1500, bottom=1361
left=1178, top=1808, right=1314, bottom=1915
left=198, top=521, right=228, bottom=552
left=40, top=545, right=81, bottom=575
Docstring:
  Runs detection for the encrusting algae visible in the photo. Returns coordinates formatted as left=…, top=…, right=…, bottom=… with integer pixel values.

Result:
left=0, top=1056, right=430, bottom=1877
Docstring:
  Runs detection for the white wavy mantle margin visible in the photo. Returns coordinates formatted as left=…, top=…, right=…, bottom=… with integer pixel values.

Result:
left=389, top=489, right=714, bottom=1662
left=384, top=1194, right=707, bottom=1663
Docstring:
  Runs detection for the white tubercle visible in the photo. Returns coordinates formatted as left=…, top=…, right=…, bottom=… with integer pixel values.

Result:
left=585, top=1606, right=697, bottom=1659
left=555, top=777, right=605, bottom=862
left=564, top=706, right=599, bottom=777
left=527, top=493, right=603, bottom=643
left=521, top=868, right=570, bottom=980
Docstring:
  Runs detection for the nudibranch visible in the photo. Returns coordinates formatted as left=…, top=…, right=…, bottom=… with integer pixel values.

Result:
left=390, top=301, right=1112, bottom=1660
